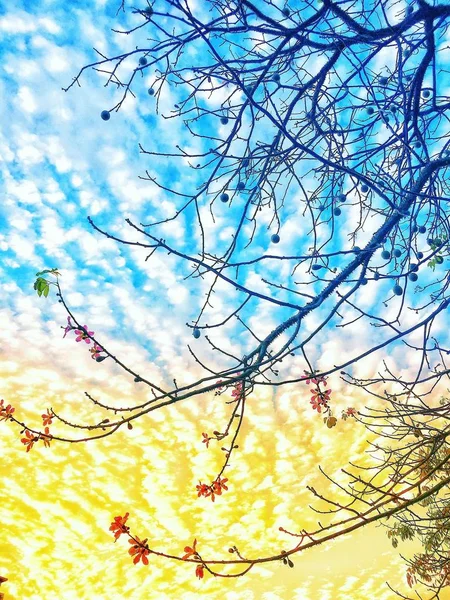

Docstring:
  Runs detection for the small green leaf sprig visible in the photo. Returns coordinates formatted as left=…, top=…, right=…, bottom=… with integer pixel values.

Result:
left=33, top=268, right=60, bottom=298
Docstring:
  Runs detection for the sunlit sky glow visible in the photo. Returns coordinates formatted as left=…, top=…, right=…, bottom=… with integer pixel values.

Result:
left=1, top=1, right=450, bottom=599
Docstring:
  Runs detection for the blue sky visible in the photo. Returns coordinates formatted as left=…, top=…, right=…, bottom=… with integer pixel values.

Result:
left=1, top=0, right=450, bottom=399
left=1, top=1, right=202, bottom=374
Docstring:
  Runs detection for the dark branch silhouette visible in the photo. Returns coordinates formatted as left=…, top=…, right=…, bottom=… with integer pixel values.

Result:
left=4, top=0, right=450, bottom=595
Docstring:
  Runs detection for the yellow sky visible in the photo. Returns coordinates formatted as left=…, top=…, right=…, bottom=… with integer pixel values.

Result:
left=2, top=357, right=448, bottom=600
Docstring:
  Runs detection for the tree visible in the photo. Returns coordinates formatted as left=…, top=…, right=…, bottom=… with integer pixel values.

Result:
left=3, top=0, right=450, bottom=595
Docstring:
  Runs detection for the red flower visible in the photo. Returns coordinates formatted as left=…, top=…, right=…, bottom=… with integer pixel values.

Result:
left=182, top=539, right=198, bottom=560
left=196, top=482, right=211, bottom=499
left=21, top=430, right=39, bottom=452
left=0, top=399, right=15, bottom=422
left=346, top=407, right=357, bottom=417
left=109, top=512, right=130, bottom=541
left=231, top=382, right=243, bottom=399
left=310, top=389, right=331, bottom=413
left=310, top=388, right=331, bottom=401
left=201, top=432, right=211, bottom=448
left=195, top=564, right=204, bottom=579
left=310, top=397, right=323, bottom=412
left=212, top=476, right=228, bottom=496
left=199, top=483, right=216, bottom=501
left=310, top=389, right=331, bottom=412
left=41, top=427, right=52, bottom=448
left=197, top=477, right=229, bottom=502
left=41, top=408, right=53, bottom=426
left=128, top=536, right=150, bottom=565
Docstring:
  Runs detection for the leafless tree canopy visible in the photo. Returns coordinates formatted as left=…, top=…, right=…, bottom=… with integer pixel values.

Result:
left=7, top=0, right=450, bottom=594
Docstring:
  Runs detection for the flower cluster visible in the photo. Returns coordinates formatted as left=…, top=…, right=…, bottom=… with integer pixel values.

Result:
left=196, top=476, right=228, bottom=502
left=182, top=539, right=205, bottom=579
left=20, top=430, right=39, bottom=452
left=1, top=399, right=54, bottom=452
left=303, top=371, right=356, bottom=427
left=108, top=515, right=206, bottom=577
left=109, top=514, right=150, bottom=566
left=21, top=429, right=52, bottom=452
left=214, top=377, right=244, bottom=401
left=231, top=381, right=244, bottom=401
left=341, top=407, right=357, bottom=420
left=108, top=516, right=208, bottom=578
left=128, top=536, right=150, bottom=565
left=0, top=399, right=15, bottom=422
left=19, top=408, right=54, bottom=452
left=310, top=388, right=331, bottom=413
left=304, top=371, right=332, bottom=414
left=109, top=512, right=130, bottom=541
left=42, top=408, right=53, bottom=426
left=62, top=317, right=106, bottom=361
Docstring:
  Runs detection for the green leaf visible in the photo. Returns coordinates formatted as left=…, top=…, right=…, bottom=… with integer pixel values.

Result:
left=34, top=277, right=50, bottom=298
left=35, top=267, right=60, bottom=277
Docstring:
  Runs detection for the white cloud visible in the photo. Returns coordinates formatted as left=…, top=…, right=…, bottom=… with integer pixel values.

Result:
left=16, top=85, right=38, bottom=113
left=0, top=13, right=36, bottom=33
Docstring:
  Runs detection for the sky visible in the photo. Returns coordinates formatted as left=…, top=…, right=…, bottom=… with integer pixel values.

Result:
left=1, top=1, right=450, bottom=599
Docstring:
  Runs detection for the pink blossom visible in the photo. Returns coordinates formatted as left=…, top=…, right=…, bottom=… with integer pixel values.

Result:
left=89, top=343, right=103, bottom=359
left=75, top=325, right=94, bottom=344
left=63, top=316, right=74, bottom=338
